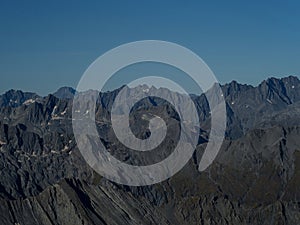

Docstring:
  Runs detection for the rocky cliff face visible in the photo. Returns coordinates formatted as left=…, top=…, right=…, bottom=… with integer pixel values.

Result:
left=0, top=76, right=299, bottom=225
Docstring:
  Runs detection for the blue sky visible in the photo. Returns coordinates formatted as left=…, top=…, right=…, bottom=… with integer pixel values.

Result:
left=0, top=0, right=299, bottom=95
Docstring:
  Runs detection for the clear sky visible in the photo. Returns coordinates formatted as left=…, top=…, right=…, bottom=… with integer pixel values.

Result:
left=0, top=0, right=299, bottom=95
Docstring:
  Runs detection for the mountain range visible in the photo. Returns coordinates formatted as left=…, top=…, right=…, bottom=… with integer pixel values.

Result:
left=0, top=76, right=299, bottom=224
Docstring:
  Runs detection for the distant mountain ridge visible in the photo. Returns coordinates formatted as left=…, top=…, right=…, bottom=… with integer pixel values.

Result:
left=2, top=75, right=298, bottom=100
left=1, top=75, right=299, bottom=138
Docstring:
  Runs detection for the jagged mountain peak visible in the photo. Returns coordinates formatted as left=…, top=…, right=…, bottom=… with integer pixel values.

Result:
left=261, top=75, right=299, bottom=88
left=53, top=86, right=76, bottom=99
left=0, top=89, right=40, bottom=107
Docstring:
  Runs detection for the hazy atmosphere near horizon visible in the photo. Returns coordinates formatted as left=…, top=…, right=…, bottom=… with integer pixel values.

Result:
left=1, top=0, right=300, bottom=95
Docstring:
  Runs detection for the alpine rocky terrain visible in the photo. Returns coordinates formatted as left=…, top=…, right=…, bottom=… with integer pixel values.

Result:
left=0, top=76, right=300, bottom=225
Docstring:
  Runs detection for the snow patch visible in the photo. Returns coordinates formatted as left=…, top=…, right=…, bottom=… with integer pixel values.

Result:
left=61, top=109, right=67, bottom=115
left=51, top=105, right=58, bottom=115
left=23, top=99, right=35, bottom=105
